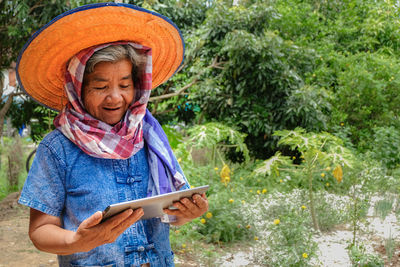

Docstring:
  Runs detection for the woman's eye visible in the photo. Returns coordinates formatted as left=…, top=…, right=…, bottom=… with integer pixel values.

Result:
left=94, top=86, right=106, bottom=90
left=120, top=85, right=130, bottom=88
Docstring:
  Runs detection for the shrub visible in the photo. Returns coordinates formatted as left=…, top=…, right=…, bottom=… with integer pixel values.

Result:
left=368, top=126, right=400, bottom=169
left=197, top=181, right=255, bottom=243
left=348, top=244, right=384, bottom=267
left=248, top=190, right=317, bottom=266
left=6, top=137, right=23, bottom=191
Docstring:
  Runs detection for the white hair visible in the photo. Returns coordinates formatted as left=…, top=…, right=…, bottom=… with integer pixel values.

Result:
left=85, top=44, right=145, bottom=82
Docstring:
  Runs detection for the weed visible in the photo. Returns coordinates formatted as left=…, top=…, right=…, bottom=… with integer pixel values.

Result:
left=348, top=243, right=384, bottom=267
left=374, top=197, right=394, bottom=220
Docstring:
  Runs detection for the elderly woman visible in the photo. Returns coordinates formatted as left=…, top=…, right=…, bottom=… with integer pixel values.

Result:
left=17, top=3, right=207, bottom=267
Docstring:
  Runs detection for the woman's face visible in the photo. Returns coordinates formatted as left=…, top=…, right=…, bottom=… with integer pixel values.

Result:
left=82, top=58, right=134, bottom=125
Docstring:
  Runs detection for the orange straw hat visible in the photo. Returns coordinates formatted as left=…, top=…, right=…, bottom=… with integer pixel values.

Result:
left=16, top=2, right=184, bottom=111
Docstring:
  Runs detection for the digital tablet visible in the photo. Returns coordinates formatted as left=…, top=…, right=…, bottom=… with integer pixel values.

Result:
left=101, top=185, right=209, bottom=222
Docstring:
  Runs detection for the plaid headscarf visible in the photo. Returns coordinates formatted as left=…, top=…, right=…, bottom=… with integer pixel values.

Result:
left=54, top=42, right=187, bottom=195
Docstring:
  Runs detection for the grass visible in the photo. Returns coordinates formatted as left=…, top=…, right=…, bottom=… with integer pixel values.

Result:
left=0, top=136, right=32, bottom=201
left=374, top=196, right=394, bottom=220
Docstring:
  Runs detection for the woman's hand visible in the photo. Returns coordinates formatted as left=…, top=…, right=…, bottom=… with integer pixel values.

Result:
left=67, top=208, right=144, bottom=252
left=163, top=193, right=208, bottom=226
left=29, top=207, right=143, bottom=255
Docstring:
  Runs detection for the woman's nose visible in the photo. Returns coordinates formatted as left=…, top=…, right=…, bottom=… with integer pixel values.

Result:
left=106, top=86, right=123, bottom=102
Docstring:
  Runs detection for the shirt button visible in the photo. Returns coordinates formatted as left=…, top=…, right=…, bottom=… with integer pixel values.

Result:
left=138, top=246, right=145, bottom=252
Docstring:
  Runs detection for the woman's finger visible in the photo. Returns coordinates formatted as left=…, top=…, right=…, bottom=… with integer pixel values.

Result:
left=112, top=208, right=144, bottom=233
left=80, top=211, right=103, bottom=229
left=180, top=198, right=199, bottom=215
left=193, top=194, right=208, bottom=210
left=104, top=209, right=134, bottom=229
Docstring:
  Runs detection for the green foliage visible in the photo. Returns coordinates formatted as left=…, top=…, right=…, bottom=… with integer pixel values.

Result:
left=253, top=128, right=355, bottom=231
left=313, top=191, right=353, bottom=232
left=188, top=2, right=322, bottom=157
left=374, top=197, right=394, bottom=220
left=198, top=184, right=255, bottom=243
left=261, top=212, right=317, bottom=266
left=9, top=100, right=57, bottom=142
left=367, top=126, right=400, bottom=169
left=177, top=122, right=250, bottom=164
left=0, top=137, right=29, bottom=200
left=358, top=159, right=400, bottom=194
left=138, top=0, right=209, bottom=33
left=254, top=128, right=355, bottom=187
left=161, top=125, right=183, bottom=150
left=384, top=233, right=397, bottom=264
left=330, top=53, right=400, bottom=149
left=151, top=0, right=400, bottom=158
left=0, top=0, right=101, bottom=68
left=348, top=244, right=384, bottom=267
left=249, top=190, right=318, bottom=266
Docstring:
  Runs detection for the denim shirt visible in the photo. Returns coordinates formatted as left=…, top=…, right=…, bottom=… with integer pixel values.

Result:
left=19, top=129, right=180, bottom=267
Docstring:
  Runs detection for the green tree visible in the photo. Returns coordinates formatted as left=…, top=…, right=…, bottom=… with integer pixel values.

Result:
left=0, top=0, right=105, bottom=140
left=254, top=128, right=355, bottom=231
left=165, top=0, right=400, bottom=159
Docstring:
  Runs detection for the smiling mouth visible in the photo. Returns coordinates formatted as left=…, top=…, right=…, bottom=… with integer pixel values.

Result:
left=103, top=107, right=120, bottom=111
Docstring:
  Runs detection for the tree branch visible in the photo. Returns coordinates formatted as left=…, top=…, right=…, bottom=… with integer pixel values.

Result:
left=149, top=56, right=227, bottom=102
left=0, top=92, right=17, bottom=118
left=1, top=91, right=24, bottom=101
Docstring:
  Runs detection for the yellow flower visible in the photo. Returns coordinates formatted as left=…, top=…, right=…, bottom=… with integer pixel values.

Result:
left=214, top=167, right=219, bottom=170
left=229, top=199, right=234, bottom=203
left=301, top=205, right=307, bottom=210
left=340, top=122, right=344, bottom=126
left=225, top=177, right=230, bottom=183
left=273, top=219, right=280, bottom=225
left=257, top=190, right=261, bottom=195
left=230, top=188, right=234, bottom=192
left=240, top=177, right=244, bottom=180
left=220, top=164, right=231, bottom=183
left=279, top=179, right=283, bottom=183
left=262, top=188, right=267, bottom=194
left=326, top=182, right=330, bottom=187
left=182, top=243, right=186, bottom=249
left=302, top=253, right=308, bottom=259
left=321, top=173, right=325, bottom=178
left=177, top=158, right=182, bottom=163
left=241, top=200, right=245, bottom=204
left=325, top=166, right=331, bottom=171
left=246, top=224, right=251, bottom=229
left=292, top=156, right=296, bottom=160
left=200, top=218, right=206, bottom=224
left=190, top=185, right=195, bottom=188
left=249, top=189, right=253, bottom=193
left=254, top=236, right=259, bottom=241
left=333, top=165, right=343, bottom=183
left=206, top=212, right=213, bottom=219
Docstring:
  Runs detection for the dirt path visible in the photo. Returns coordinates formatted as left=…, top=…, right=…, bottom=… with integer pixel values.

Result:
left=0, top=192, right=57, bottom=267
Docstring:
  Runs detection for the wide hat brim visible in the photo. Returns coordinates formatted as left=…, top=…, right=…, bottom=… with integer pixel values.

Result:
left=16, top=3, right=184, bottom=111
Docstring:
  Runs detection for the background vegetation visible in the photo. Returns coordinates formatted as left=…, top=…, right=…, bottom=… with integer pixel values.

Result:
left=1, top=0, right=400, bottom=266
